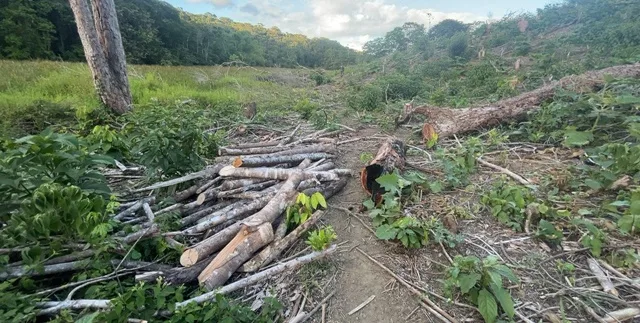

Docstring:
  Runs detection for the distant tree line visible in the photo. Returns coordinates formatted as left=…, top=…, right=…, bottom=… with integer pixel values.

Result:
left=0, top=0, right=358, bottom=69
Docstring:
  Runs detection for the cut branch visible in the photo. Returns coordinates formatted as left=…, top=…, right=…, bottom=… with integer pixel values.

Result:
left=219, top=166, right=349, bottom=182
left=131, top=165, right=222, bottom=193
left=232, top=153, right=333, bottom=168
left=240, top=211, right=325, bottom=272
left=198, top=223, right=274, bottom=290
left=180, top=174, right=303, bottom=267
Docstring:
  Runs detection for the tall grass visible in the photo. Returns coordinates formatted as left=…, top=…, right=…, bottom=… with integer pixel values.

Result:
left=0, top=60, right=314, bottom=137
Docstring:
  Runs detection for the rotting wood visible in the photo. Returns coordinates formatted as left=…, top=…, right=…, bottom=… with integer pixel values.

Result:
left=360, top=137, right=406, bottom=202
left=397, top=63, right=640, bottom=139
left=240, top=211, right=325, bottom=272
left=198, top=223, right=274, bottom=290
left=174, top=185, right=199, bottom=202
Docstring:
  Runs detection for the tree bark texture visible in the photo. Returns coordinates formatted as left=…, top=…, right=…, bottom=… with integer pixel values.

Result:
left=360, top=137, right=406, bottom=202
left=68, top=0, right=132, bottom=114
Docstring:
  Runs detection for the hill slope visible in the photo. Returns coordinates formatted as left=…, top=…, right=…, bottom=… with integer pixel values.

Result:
left=0, top=0, right=358, bottom=68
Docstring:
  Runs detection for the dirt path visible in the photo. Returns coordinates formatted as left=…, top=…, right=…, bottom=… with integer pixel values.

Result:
left=320, top=127, right=432, bottom=323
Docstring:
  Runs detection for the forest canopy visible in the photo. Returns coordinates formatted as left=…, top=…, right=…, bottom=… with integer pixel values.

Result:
left=0, top=0, right=358, bottom=69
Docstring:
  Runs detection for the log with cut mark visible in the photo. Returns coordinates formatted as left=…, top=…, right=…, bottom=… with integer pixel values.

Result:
left=240, top=210, right=325, bottom=272
left=198, top=223, right=274, bottom=290
left=179, top=174, right=303, bottom=267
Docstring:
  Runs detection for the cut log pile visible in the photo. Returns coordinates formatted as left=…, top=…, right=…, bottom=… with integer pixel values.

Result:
left=7, top=128, right=348, bottom=316
left=123, top=130, right=350, bottom=291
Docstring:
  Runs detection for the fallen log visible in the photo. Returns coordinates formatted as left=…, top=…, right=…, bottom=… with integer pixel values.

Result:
left=360, top=137, right=406, bottom=202
left=397, top=63, right=640, bottom=138
left=0, top=260, right=91, bottom=280
left=219, top=166, right=350, bottom=182
left=113, top=197, right=155, bottom=221
left=202, top=180, right=278, bottom=202
left=198, top=223, right=274, bottom=290
left=302, top=177, right=348, bottom=198
left=180, top=174, right=303, bottom=267
left=240, top=211, right=325, bottom=272
left=232, top=153, right=333, bottom=168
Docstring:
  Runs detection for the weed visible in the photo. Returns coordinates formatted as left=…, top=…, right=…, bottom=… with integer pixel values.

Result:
left=306, top=226, right=337, bottom=251
left=286, top=192, right=327, bottom=229
left=445, top=255, right=519, bottom=323
left=481, top=178, right=537, bottom=231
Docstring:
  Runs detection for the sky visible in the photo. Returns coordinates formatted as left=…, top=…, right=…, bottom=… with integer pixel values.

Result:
left=166, top=0, right=559, bottom=50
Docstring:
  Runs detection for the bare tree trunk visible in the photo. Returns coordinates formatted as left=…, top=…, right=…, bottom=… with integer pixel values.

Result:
left=397, top=63, right=640, bottom=138
left=69, top=0, right=132, bottom=114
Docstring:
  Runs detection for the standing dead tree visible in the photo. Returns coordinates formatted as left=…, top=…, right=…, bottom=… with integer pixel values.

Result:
left=69, top=0, right=132, bottom=114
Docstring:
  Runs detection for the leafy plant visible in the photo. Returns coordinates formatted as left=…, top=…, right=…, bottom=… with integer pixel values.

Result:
left=445, top=255, right=519, bottom=323
left=481, top=179, right=536, bottom=231
left=617, top=188, right=640, bottom=234
left=0, top=129, right=114, bottom=217
left=571, top=218, right=607, bottom=257
left=286, top=192, right=327, bottom=228
left=306, top=226, right=337, bottom=251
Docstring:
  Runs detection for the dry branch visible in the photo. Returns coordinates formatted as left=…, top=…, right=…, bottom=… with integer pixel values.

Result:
left=477, top=158, right=533, bottom=186
left=587, top=258, right=619, bottom=296
left=198, top=223, right=274, bottom=290
left=179, top=200, right=234, bottom=227
left=397, top=63, right=640, bottom=138
left=183, top=195, right=274, bottom=234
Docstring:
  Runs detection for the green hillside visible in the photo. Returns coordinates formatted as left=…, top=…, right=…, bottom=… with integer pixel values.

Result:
left=0, top=0, right=358, bottom=68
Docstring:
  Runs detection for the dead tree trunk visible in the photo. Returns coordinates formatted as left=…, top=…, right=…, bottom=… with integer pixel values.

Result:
left=360, top=138, right=406, bottom=203
left=69, top=0, right=132, bottom=114
left=397, top=63, right=640, bottom=138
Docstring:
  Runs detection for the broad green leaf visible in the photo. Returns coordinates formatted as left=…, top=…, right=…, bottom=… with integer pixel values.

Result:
left=478, top=288, right=498, bottom=323
left=563, top=129, right=593, bottom=147
left=376, top=172, right=402, bottom=196
left=363, top=199, right=375, bottom=210
left=487, top=270, right=503, bottom=289
left=618, top=214, right=639, bottom=234
left=429, top=181, right=443, bottom=193
left=585, top=179, right=603, bottom=190
left=492, top=264, right=519, bottom=283
left=458, top=273, right=481, bottom=294
left=375, top=224, right=398, bottom=240
left=490, top=283, right=515, bottom=319
left=313, top=192, right=327, bottom=208
left=609, top=200, right=630, bottom=207
left=629, top=200, right=640, bottom=215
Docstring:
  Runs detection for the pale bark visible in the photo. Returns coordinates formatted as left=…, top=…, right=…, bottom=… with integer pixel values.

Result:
left=68, top=0, right=131, bottom=114
left=219, top=166, right=350, bottom=182
left=131, top=165, right=222, bottom=193
left=233, top=153, right=333, bottom=168
left=183, top=195, right=274, bottom=234
left=180, top=200, right=234, bottom=227
left=198, top=223, right=274, bottom=290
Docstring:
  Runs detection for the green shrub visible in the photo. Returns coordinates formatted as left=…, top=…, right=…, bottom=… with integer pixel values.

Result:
left=376, top=73, right=421, bottom=101
left=310, top=70, right=331, bottom=85
left=348, top=85, right=383, bottom=111
left=448, top=33, right=469, bottom=58
left=294, top=99, right=319, bottom=120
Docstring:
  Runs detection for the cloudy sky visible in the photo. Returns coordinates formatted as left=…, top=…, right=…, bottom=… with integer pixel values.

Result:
left=165, top=0, right=557, bottom=50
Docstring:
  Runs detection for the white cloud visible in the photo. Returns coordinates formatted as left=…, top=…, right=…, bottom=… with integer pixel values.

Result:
left=237, top=0, right=486, bottom=50
left=187, top=0, right=234, bottom=8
